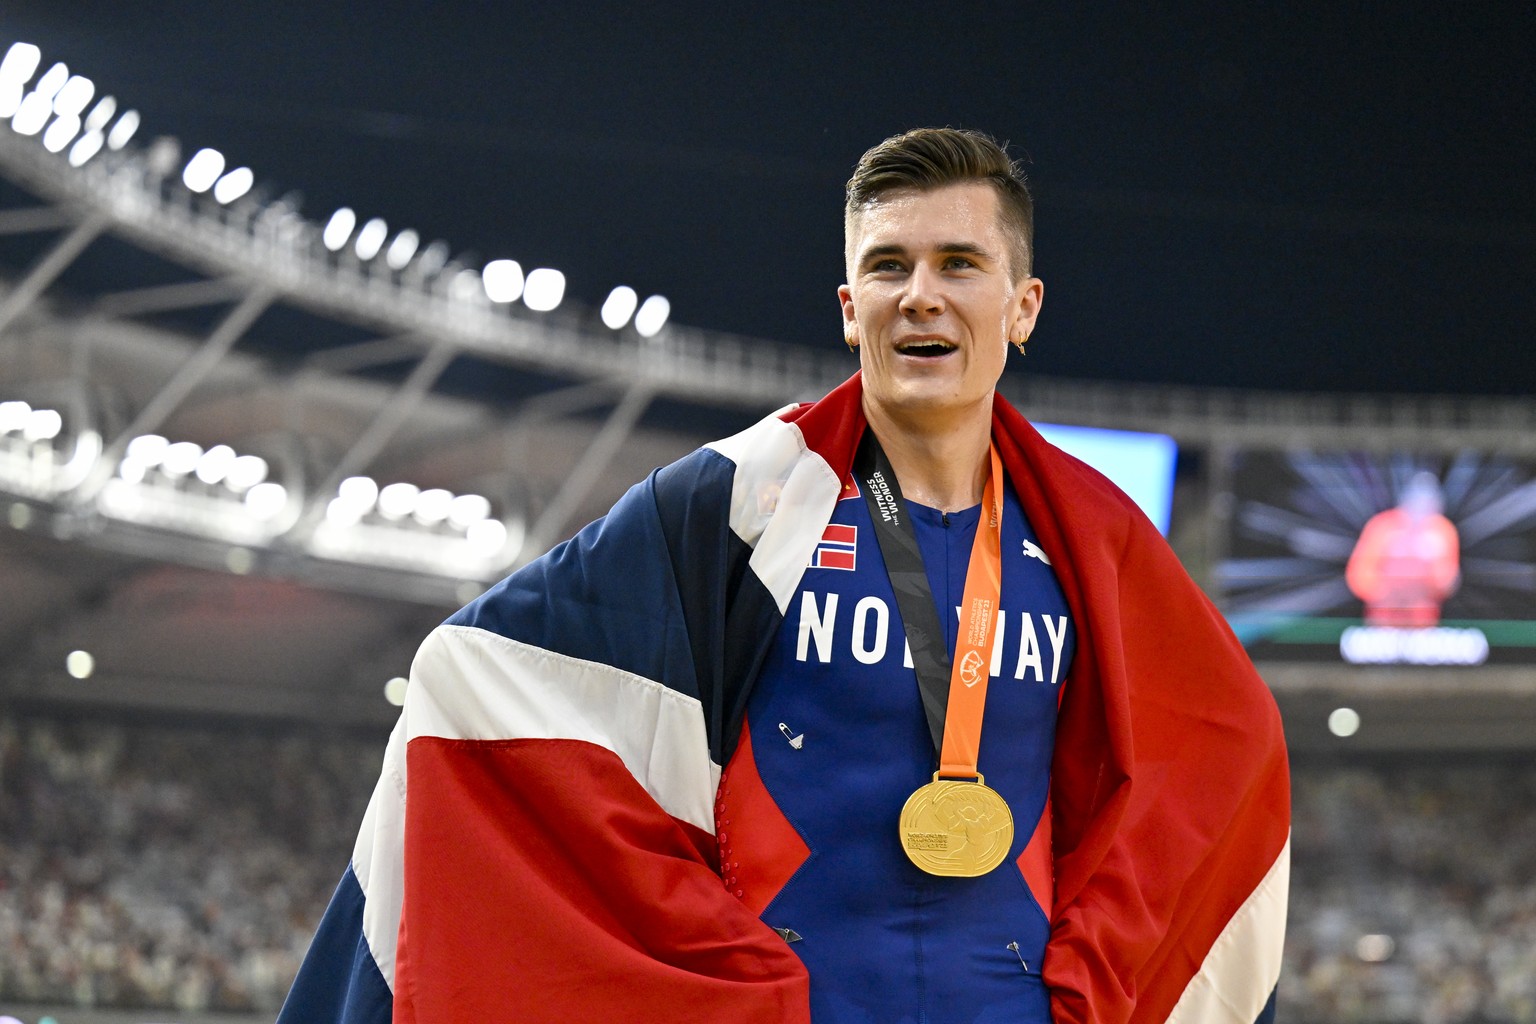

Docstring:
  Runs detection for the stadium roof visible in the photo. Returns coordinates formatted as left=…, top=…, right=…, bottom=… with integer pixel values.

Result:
left=0, top=3, right=1530, bottom=397
left=1, top=4, right=1533, bottom=752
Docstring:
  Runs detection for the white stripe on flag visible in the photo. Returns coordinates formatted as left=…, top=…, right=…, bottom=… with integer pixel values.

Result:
left=406, top=624, right=720, bottom=833
left=351, top=716, right=407, bottom=991
left=1165, top=835, right=1291, bottom=1024
left=708, top=413, right=843, bottom=614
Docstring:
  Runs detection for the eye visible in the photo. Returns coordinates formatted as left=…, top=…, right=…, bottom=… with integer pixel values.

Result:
left=943, top=255, right=977, bottom=271
left=870, top=258, right=905, bottom=273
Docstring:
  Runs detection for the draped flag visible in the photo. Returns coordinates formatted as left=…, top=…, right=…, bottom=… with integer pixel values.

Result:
left=279, top=373, right=1289, bottom=1024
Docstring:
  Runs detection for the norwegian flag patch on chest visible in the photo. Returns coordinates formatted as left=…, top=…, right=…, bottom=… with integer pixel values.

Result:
left=809, top=523, right=857, bottom=571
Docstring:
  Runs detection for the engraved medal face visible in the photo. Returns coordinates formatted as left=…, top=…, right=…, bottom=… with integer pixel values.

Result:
left=898, top=775, right=1015, bottom=877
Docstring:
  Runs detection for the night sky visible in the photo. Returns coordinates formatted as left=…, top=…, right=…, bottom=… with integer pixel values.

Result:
left=2, top=2, right=1532, bottom=397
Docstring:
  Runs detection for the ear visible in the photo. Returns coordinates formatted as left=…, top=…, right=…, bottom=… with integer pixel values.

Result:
left=1009, top=277, right=1044, bottom=340
left=838, top=283, right=859, bottom=346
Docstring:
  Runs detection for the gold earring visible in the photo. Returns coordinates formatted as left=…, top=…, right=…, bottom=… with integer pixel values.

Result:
left=1013, top=332, right=1029, bottom=355
left=845, top=328, right=859, bottom=352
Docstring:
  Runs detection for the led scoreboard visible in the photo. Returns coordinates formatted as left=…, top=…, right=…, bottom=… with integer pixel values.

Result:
left=1216, top=450, right=1536, bottom=666
left=1035, top=422, right=1177, bottom=537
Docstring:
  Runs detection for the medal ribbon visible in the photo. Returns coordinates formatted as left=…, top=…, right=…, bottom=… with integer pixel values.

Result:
left=855, top=431, right=1005, bottom=779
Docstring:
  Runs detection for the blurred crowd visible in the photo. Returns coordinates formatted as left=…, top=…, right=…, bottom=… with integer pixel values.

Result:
left=0, top=714, right=378, bottom=1014
left=2, top=711, right=1534, bottom=1019
left=1283, top=760, right=1536, bottom=1022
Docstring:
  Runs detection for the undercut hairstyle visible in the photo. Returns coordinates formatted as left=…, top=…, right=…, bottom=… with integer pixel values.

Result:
left=845, top=127, right=1035, bottom=279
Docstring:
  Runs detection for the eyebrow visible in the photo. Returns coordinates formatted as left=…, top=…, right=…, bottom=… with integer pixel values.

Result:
left=858, top=241, right=996, bottom=265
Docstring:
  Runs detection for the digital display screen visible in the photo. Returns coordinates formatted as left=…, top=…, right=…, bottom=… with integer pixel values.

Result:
left=1216, top=450, right=1536, bottom=665
left=1036, top=422, right=1178, bottom=536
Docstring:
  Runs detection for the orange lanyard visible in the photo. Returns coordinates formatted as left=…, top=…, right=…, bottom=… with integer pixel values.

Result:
left=938, top=443, right=1004, bottom=778
left=855, top=432, right=1005, bottom=778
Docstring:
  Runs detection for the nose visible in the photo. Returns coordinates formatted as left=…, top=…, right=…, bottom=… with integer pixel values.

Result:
left=899, top=262, right=945, bottom=318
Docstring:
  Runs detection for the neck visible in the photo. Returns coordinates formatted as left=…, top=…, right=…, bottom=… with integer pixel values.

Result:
left=862, top=396, right=993, bottom=513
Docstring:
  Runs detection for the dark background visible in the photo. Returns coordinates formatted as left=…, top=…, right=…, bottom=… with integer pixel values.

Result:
left=1, top=2, right=1532, bottom=396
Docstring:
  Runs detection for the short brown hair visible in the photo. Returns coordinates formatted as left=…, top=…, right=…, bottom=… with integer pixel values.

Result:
left=845, top=127, right=1035, bottom=278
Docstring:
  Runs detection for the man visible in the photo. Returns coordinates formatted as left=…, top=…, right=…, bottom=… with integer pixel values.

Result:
left=1346, top=470, right=1461, bottom=627
left=280, top=128, right=1289, bottom=1024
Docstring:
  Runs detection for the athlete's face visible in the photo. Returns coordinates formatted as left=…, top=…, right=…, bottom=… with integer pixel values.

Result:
left=840, top=182, right=1042, bottom=432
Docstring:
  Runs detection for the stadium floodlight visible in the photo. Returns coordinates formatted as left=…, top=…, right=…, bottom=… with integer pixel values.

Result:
left=161, top=440, right=203, bottom=477
left=213, top=166, right=254, bottom=204
left=1, top=399, right=100, bottom=500
left=244, top=481, right=288, bottom=520
left=322, top=207, right=356, bottom=252
left=634, top=294, right=671, bottom=338
left=354, top=217, right=388, bottom=261
left=449, top=268, right=482, bottom=303
left=416, top=240, right=450, bottom=278
left=385, top=229, right=420, bottom=271
left=194, top=444, right=237, bottom=485
left=105, top=109, right=138, bottom=150
left=52, top=74, right=93, bottom=117
left=225, top=454, right=268, bottom=491
left=0, top=81, right=21, bottom=120
left=116, top=457, right=147, bottom=485
left=83, top=94, right=115, bottom=131
left=41, top=113, right=80, bottom=153
left=309, top=477, right=517, bottom=578
left=447, top=493, right=492, bottom=529
left=601, top=286, right=638, bottom=329
left=10, top=90, right=51, bottom=135
left=327, top=477, right=376, bottom=526
left=66, top=649, right=95, bottom=680
left=522, top=268, right=565, bottom=312
left=0, top=401, right=29, bottom=432
left=413, top=487, right=453, bottom=525
left=67, top=129, right=105, bottom=167
left=466, top=517, right=508, bottom=556
left=147, top=137, right=181, bottom=177
left=125, top=433, right=169, bottom=466
left=326, top=495, right=366, bottom=527
left=101, top=435, right=296, bottom=543
left=337, top=475, right=380, bottom=511
left=182, top=147, right=225, bottom=193
left=33, top=62, right=67, bottom=103
left=378, top=481, right=419, bottom=520
left=23, top=407, right=62, bottom=442
left=481, top=259, right=524, bottom=303
left=0, top=43, right=42, bottom=90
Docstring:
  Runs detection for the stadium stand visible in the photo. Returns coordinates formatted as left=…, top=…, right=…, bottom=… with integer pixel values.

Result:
left=1283, top=760, right=1536, bottom=1023
left=0, top=714, right=379, bottom=1018
left=4, top=712, right=1536, bottom=1021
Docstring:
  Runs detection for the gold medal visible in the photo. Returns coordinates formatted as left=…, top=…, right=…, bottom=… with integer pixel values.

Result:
left=898, top=772, right=1014, bottom=877
left=864, top=440, right=1017, bottom=879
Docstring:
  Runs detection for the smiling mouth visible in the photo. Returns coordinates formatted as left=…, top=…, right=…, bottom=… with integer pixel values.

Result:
left=895, top=339, right=957, bottom=357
